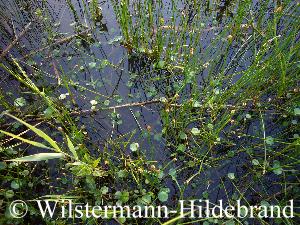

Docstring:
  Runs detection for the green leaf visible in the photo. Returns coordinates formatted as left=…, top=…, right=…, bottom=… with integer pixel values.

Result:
left=158, top=190, right=168, bottom=202
left=157, top=61, right=165, bottom=69
left=227, top=173, right=235, bottom=180
left=5, top=190, right=14, bottom=198
left=193, top=101, right=201, bottom=108
left=179, top=131, right=187, bottom=140
left=207, top=123, right=214, bottom=130
left=168, top=168, right=177, bottom=179
left=11, top=180, right=20, bottom=189
left=272, top=161, right=283, bottom=175
left=66, top=135, right=78, bottom=160
left=191, top=127, right=200, bottom=135
left=6, top=153, right=65, bottom=162
left=104, top=100, right=110, bottom=106
left=118, top=217, right=126, bottom=224
left=260, top=200, right=270, bottom=207
left=225, top=220, right=235, bottom=225
left=4, top=113, right=62, bottom=152
left=0, top=162, right=6, bottom=170
left=141, top=194, right=152, bottom=205
left=100, top=186, right=109, bottom=195
left=14, top=97, right=27, bottom=107
left=266, top=136, right=274, bottom=145
left=43, top=107, right=54, bottom=119
left=252, top=159, right=260, bottom=166
left=130, top=142, right=139, bottom=152
left=108, top=36, right=123, bottom=44
left=294, top=108, right=300, bottom=116
left=88, top=62, right=97, bottom=69
left=177, top=144, right=186, bottom=152
left=115, top=191, right=129, bottom=203
left=202, top=191, right=209, bottom=199
left=117, top=170, right=127, bottom=178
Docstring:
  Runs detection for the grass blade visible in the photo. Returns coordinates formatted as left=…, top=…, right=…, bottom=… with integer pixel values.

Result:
left=66, top=135, right=78, bottom=160
left=0, top=130, right=55, bottom=150
left=3, top=113, right=62, bottom=152
left=6, top=153, right=65, bottom=162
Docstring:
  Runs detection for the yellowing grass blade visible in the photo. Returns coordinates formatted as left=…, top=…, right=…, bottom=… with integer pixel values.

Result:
left=3, top=113, right=62, bottom=152
left=6, top=153, right=65, bottom=162
left=0, top=130, right=55, bottom=150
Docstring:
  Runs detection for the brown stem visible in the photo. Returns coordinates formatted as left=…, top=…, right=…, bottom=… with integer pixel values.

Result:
left=0, top=22, right=32, bottom=59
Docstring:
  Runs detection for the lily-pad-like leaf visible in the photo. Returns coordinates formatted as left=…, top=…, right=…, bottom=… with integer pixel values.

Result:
left=88, top=62, right=97, bottom=69
left=130, top=142, right=139, bottom=152
left=265, top=136, right=274, bottom=145
left=191, top=127, right=200, bottom=135
left=115, top=191, right=129, bottom=203
left=252, top=159, right=260, bottom=166
left=193, top=101, right=201, bottom=108
left=14, top=97, right=27, bottom=107
left=272, top=161, right=283, bottom=175
left=227, top=173, right=235, bottom=180
left=43, top=107, right=54, bottom=119
left=11, top=180, right=20, bottom=189
left=158, top=190, right=169, bottom=202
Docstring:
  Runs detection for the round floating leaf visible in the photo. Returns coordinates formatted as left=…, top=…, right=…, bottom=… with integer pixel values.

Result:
left=179, top=131, right=187, bottom=140
left=130, top=142, right=139, bottom=152
left=260, top=200, right=270, bottom=207
left=156, top=61, right=165, bottom=69
left=245, top=113, right=251, bottom=119
left=227, top=173, right=235, bottom=180
left=100, top=186, right=109, bottom=195
left=193, top=101, right=201, bottom=108
left=11, top=180, right=20, bottom=189
left=202, top=191, right=209, bottom=199
left=266, top=136, right=274, bottom=145
left=141, top=194, right=152, bottom=205
left=88, top=62, right=97, bottom=69
left=115, top=191, right=129, bottom=203
left=225, top=220, right=235, bottom=225
left=14, top=97, right=27, bottom=107
left=117, top=170, right=127, bottom=178
left=158, top=190, right=168, bottom=202
left=177, top=144, right=186, bottom=152
left=90, top=100, right=98, bottom=105
left=5, top=190, right=14, bottom=198
left=191, top=127, right=200, bottom=135
left=272, top=161, right=283, bottom=175
left=294, top=108, right=300, bottom=116
left=0, top=162, right=6, bottom=170
left=43, top=107, right=54, bottom=119
left=252, top=159, right=260, bottom=166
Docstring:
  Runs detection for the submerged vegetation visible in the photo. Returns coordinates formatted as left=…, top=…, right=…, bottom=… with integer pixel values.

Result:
left=0, top=0, right=299, bottom=224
